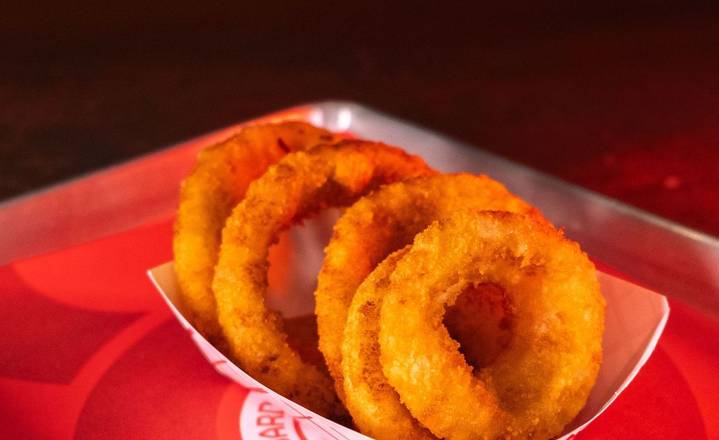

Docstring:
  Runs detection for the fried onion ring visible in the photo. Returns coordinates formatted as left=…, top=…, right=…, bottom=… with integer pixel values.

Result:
left=379, top=211, right=605, bottom=440
left=341, top=246, right=436, bottom=439
left=173, top=122, right=339, bottom=345
left=316, top=174, right=543, bottom=405
left=212, top=140, right=432, bottom=417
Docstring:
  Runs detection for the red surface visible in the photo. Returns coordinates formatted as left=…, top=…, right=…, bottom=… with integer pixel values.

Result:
left=1, top=218, right=718, bottom=439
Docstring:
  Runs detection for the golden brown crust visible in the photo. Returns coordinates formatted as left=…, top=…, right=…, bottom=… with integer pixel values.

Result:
left=316, top=174, right=544, bottom=406
left=342, top=247, right=436, bottom=439
left=212, top=140, right=432, bottom=417
left=173, top=122, right=339, bottom=346
left=379, top=211, right=605, bottom=440
left=174, top=123, right=604, bottom=437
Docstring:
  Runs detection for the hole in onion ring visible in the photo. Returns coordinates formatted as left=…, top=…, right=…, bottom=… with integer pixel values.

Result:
left=444, top=282, right=513, bottom=370
left=266, top=209, right=342, bottom=370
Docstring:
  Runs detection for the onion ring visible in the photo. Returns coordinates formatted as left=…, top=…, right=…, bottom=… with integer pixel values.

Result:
left=316, top=174, right=543, bottom=404
left=379, top=211, right=605, bottom=440
left=343, top=250, right=516, bottom=440
left=341, top=246, right=436, bottom=439
left=212, top=140, right=432, bottom=417
left=173, top=122, right=339, bottom=345
left=317, top=174, right=542, bottom=436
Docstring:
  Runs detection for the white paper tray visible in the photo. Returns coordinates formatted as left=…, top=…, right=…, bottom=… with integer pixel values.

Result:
left=148, top=257, right=669, bottom=439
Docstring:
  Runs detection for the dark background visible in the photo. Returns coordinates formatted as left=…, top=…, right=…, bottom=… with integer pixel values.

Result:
left=2, top=2, right=718, bottom=235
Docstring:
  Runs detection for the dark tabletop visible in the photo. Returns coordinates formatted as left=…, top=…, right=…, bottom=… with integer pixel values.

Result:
left=2, top=2, right=718, bottom=235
